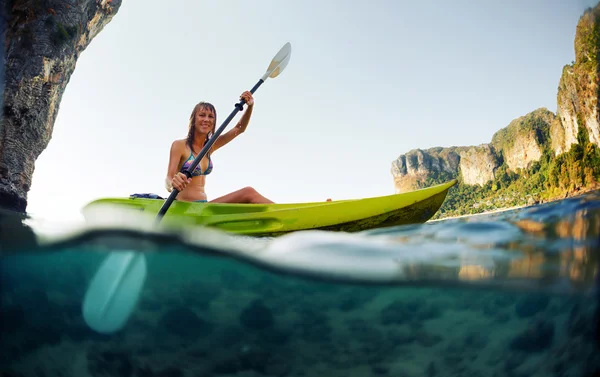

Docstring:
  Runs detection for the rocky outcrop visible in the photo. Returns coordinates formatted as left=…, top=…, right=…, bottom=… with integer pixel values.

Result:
left=555, top=66, right=582, bottom=155
left=491, top=108, right=554, bottom=171
left=0, top=0, right=122, bottom=212
left=554, top=4, right=600, bottom=154
left=391, top=110, right=549, bottom=191
left=1, top=7, right=5, bottom=121
left=458, top=144, right=499, bottom=186
left=550, top=115, right=567, bottom=156
left=391, top=148, right=462, bottom=192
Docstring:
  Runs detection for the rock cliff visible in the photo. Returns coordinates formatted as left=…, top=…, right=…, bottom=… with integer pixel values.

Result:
left=458, top=144, right=500, bottom=186
left=391, top=147, right=463, bottom=192
left=491, top=108, right=554, bottom=171
left=391, top=109, right=551, bottom=190
left=0, top=0, right=122, bottom=212
left=554, top=4, right=600, bottom=154
left=392, top=3, right=600, bottom=192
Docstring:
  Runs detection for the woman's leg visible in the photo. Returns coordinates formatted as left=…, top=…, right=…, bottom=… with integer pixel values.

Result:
left=209, top=186, right=274, bottom=204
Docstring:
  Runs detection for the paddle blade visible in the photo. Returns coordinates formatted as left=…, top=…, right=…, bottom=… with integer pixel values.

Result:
left=82, top=251, right=147, bottom=334
left=264, top=42, right=292, bottom=79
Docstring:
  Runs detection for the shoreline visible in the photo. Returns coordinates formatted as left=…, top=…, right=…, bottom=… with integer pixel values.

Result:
left=432, top=183, right=600, bottom=222
left=430, top=204, right=526, bottom=222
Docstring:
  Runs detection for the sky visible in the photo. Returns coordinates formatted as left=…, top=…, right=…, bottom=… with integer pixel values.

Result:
left=24, top=0, right=598, bottom=221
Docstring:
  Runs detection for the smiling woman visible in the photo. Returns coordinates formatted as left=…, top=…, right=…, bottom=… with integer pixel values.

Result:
left=165, top=91, right=273, bottom=204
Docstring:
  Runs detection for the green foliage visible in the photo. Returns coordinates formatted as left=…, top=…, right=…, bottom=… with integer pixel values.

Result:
left=491, top=111, right=552, bottom=153
left=51, top=22, right=78, bottom=47
left=575, top=6, right=600, bottom=74
left=421, top=169, right=455, bottom=189
left=431, top=127, right=600, bottom=220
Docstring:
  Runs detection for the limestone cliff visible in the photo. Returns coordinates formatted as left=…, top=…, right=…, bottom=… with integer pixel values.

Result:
left=491, top=108, right=554, bottom=171
left=458, top=144, right=500, bottom=186
left=391, top=147, right=463, bottom=192
left=0, top=0, right=122, bottom=212
left=553, top=4, right=600, bottom=155
left=391, top=109, right=551, bottom=191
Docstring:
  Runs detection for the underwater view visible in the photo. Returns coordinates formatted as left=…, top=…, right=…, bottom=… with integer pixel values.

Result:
left=1, top=190, right=599, bottom=377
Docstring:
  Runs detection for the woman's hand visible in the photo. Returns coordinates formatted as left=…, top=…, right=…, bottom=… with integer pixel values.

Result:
left=240, top=91, right=254, bottom=106
left=171, top=172, right=191, bottom=192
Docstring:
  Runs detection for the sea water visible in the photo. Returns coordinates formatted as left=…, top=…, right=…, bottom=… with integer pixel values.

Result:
left=1, top=190, right=599, bottom=377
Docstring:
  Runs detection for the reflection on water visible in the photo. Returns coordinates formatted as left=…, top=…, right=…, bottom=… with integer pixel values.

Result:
left=413, top=193, right=600, bottom=290
left=458, top=265, right=492, bottom=280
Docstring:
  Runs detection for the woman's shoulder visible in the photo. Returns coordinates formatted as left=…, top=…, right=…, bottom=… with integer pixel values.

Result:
left=171, top=139, right=188, bottom=149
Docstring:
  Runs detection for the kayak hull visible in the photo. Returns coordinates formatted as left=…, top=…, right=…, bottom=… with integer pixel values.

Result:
left=315, top=189, right=450, bottom=234
left=82, top=180, right=457, bottom=236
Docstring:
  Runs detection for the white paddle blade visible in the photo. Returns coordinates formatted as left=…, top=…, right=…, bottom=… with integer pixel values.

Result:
left=82, top=251, right=147, bottom=334
left=263, top=42, right=292, bottom=80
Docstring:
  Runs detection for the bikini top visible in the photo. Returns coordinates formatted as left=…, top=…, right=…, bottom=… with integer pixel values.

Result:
left=180, top=151, right=213, bottom=176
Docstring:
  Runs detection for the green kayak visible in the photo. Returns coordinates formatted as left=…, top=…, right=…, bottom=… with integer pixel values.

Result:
left=82, top=180, right=457, bottom=236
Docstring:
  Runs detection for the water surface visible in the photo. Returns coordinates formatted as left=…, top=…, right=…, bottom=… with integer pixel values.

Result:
left=1, top=190, right=599, bottom=377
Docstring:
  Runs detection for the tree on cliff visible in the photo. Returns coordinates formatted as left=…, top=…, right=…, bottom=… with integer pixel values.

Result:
left=1, top=0, right=122, bottom=212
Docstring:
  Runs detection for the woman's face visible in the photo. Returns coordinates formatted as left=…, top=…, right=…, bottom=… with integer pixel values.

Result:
left=195, top=107, right=215, bottom=134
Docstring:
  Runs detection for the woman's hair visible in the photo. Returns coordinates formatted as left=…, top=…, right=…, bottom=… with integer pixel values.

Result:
left=187, top=102, right=217, bottom=155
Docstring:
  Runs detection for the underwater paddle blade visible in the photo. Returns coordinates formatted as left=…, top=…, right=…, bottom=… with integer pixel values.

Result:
left=82, top=251, right=147, bottom=334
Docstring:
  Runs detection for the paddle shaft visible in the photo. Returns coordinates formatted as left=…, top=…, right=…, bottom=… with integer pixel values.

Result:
left=156, top=79, right=265, bottom=221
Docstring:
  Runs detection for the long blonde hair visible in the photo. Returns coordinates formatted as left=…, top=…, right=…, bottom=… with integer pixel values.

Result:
left=186, top=102, right=217, bottom=155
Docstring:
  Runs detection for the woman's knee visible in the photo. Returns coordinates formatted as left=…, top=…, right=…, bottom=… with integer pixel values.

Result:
left=241, top=186, right=258, bottom=200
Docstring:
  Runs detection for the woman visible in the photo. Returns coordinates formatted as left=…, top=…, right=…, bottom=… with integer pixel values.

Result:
left=165, top=91, right=273, bottom=204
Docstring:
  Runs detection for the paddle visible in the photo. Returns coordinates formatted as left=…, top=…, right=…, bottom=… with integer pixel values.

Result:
left=82, top=250, right=147, bottom=334
left=81, top=42, right=292, bottom=334
left=156, top=41, right=292, bottom=221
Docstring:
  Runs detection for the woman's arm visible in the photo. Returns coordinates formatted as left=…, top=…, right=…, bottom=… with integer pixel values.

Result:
left=211, top=91, right=254, bottom=153
left=166, top=140, right=187, bottom=192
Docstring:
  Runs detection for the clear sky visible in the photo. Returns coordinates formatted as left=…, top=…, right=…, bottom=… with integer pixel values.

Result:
left=25, top=0, right=598, bottom=221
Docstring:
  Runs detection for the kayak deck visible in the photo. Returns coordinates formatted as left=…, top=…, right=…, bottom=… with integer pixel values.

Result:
left=82, top=180, right=457, bottom=236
